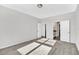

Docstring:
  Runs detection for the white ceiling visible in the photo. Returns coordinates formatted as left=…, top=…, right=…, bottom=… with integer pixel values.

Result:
left=1, top=4, right=77, bottom=19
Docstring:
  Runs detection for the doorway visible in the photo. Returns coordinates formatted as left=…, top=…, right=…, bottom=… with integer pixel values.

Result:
left=53, top=20, right=69, bottom=42
left=53, top=22, right=60, bottom=40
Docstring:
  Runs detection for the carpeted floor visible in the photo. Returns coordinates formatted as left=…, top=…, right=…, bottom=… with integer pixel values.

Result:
left=0, top=38, right=78, bottom=55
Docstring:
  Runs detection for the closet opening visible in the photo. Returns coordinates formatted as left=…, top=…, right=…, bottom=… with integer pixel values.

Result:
left=53, top=22, right=60, bottom=40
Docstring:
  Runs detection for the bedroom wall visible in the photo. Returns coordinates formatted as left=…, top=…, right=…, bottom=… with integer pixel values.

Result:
left=0, top=6, right=39, bottom=49
left=75, top=5, right=79, bottom=50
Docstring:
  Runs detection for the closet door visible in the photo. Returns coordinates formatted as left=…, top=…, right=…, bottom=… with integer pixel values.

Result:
left=46, top=23, right=53, bottom=39
left=37, top=23, right=42, bottom=38
left=60, top=20, right=69, bottom=42
left=41, top=23, right=45, bottom=37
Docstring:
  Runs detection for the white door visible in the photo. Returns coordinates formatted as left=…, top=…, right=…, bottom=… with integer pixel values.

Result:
left=46, top=23, right=53, bottom=39
left=41, top=23, right=45, bottom=37
left=60, top=20, right=69, bottom=42
left=37, top=23, right=42, bottom=38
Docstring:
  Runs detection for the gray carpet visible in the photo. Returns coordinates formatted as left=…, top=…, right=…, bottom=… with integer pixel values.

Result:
left=0, top=38, right=78, bottom=55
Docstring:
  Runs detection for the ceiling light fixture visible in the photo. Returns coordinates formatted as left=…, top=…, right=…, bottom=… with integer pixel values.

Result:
left=37, top=4, right=43, bottom=8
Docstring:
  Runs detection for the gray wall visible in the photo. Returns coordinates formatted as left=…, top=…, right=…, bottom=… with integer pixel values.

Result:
left=0, top=6, right=39, bottom=49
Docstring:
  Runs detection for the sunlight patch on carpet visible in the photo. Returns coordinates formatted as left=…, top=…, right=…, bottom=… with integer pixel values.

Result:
left=37, top=38, right=48, bottom=43
left=17, top=42, right=40, bottom=55
left=29, top=45, right=52, bottom=55
left=45, top=40, right=56, bottom=46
